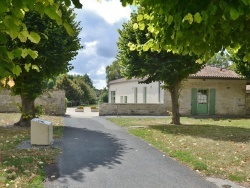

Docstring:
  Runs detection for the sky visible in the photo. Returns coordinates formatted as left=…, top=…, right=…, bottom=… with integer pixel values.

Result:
left=68, top=0, right=133, bottom=89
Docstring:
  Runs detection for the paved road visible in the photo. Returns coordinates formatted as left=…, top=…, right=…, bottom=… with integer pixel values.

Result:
left=44, top=108, right=218, bottom=188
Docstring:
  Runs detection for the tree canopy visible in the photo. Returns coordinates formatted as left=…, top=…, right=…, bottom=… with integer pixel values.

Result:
left=106, top=60, right=123, bottom=84
left=56, top=74, right=84, bottom=102
left=6, top=4, right=82, bottom=126
left=0, top=0, right=82, bottom=85
left=120, top=0, right=250, bottom=64
left=117, top=12, right=203, bottom=124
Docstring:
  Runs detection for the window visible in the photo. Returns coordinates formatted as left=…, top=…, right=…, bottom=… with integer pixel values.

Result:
left=124, top=96, right=127, bottom=103
left=197, top=90, right=208, bottom=104
left=143, top=87, right=147, bottom=103
left=120, top=96, right=123, bottom=103
left=134, top=87, right=137, bottom=103
left=110, top=91, right=115, bottom=103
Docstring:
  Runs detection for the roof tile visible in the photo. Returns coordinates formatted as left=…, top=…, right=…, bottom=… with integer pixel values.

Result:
left=190, top=66, right=242, bottom=79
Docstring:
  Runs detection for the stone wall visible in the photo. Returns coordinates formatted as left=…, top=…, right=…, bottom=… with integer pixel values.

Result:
left=99, top=103, right=168, bottom=116
left=0, top=89, right=65, bottom=115
left=246, top=93, right=250, bottom=115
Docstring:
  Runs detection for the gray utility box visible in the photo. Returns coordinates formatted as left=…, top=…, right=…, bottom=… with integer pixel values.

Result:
left=31, top=118, right=53, bottom=145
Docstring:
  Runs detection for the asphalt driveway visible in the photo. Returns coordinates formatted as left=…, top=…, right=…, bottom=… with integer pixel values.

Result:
left=44, top=108, right=217, bottom=188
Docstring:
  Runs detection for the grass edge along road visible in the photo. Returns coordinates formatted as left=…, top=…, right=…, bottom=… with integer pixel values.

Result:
left=0, top=113, right=63, bottom=188
left=108, top=117, right=250, bottom=188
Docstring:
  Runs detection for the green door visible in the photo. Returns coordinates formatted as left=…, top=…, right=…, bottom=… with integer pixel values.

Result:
left=197, top=89, right=208, bottom=114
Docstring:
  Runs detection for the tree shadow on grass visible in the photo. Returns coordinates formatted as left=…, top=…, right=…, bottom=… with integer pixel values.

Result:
left=45, top=126, right=127, bottom=186
left=149, top=124, right=250, bottom=143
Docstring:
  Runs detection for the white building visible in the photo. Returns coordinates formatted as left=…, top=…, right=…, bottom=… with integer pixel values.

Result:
left=109, top=78, right=164, bottom=104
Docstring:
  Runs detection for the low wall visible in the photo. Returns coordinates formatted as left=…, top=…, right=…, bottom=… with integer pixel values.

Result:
left=99, top=103, right=169, bottom=116
left=0, top=89, right=65, bottom=115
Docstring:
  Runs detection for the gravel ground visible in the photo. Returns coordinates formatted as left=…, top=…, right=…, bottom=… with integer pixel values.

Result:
left=17, top=139, right=62, bottom=150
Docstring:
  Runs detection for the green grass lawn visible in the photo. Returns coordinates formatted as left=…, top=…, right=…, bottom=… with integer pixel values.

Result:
left=108, top=117, right=250, bottom=187
left=0, top=113, right=63, bottom=188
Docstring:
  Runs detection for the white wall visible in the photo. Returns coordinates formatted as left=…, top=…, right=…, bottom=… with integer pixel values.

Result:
left=109, top=80, right=164, bottom=104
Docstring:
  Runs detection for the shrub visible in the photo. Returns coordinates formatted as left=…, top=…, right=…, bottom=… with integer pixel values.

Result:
left=77, top=106, right=84, bottom=109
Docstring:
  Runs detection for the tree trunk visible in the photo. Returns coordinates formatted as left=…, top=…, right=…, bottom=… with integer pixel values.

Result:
left=169, top=83, right=181, bottom=125
left=15, top=94, right=35, bottom=127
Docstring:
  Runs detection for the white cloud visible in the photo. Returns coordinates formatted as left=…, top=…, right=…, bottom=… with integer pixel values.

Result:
left=93, top=79, right=107, bottom=89
left=96, top=65, right=106, bottom=75
left=80, top=41, right=98, bottom=56
left=79, top=0, right=131, bottom=24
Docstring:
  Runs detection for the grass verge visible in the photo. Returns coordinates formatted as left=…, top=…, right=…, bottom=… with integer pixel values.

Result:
left=0, top=113, right=63, bottom=188
left=108, top=117, right=250, bottom=187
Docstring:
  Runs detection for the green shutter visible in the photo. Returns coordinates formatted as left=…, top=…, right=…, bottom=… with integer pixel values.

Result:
left=209, top=89, right=216, bottom=115
left=191, top=88, right=197, bottom=115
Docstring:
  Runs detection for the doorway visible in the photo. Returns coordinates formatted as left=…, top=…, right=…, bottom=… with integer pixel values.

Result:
left=197, top=89, right=208, bottom=114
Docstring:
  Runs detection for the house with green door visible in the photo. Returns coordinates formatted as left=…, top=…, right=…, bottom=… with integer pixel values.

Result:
left=176, top=66, right=247, bottom=116
left=101, top=66, right=248, bottom=116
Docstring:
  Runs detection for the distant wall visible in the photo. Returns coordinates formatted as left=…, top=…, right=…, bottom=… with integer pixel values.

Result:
left=99, top=103, right=168, bottom=116
left=0, top=89, right=65, bottom=115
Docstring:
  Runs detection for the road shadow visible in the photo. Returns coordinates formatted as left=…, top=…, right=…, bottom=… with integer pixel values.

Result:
left=149, top=124, right=250, bottom=143
left=45, top=126, right=127, bottom=185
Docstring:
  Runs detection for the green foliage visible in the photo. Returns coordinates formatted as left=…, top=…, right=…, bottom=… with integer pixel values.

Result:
left=65, top=98, right=68, bottom=112
left=82, top=74, right=94, bottom=88
left=233, top=52, right=250, bottom=78
left=99, top=88, right=108, bottom=103
left=76, top=106, right=84, bottom=109
left=120, top=0, right=250, bottom=64
left=56, top=74, right=84, bottom=102
left=70, top=75, right=97, bottom=104
left=106, top=60, right=123, bottom=84
left=5, top=5, right=82, bottom=126
left=55, top=74, right=97, bottom=104
left=9, top=6, right=82, bottom=100
left=0, top=0, right=82, bottom=81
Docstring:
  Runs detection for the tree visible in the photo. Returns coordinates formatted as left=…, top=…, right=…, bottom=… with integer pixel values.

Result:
left=233, top=52, right=250, bottom=79
left=56, top=74, right=97, bottom=105
left=120, top=0, right=250, bottom=64
left=106, top=60, right=123, bottom=84
left=73, top=76, right=97, bottom=104
left=99, top=88, right=109, bottom=103
left=207, top=49, right=233, bottom=68
left=0, top=0, right=82, bottom=84
left=82, top=74, right=94, bottom=88
left=7, top=6, right=82, bottom=127
left=117, top=12, right=203, bottom=125
left=56, top=74, right=84, bottom=102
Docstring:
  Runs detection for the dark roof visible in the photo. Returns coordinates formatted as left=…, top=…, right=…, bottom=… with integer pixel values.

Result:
left=190, top=66, right=242, bottom=79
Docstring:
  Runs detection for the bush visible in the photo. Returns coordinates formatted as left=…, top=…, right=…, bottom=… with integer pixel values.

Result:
left=77, top=106, right=84, bottom=109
